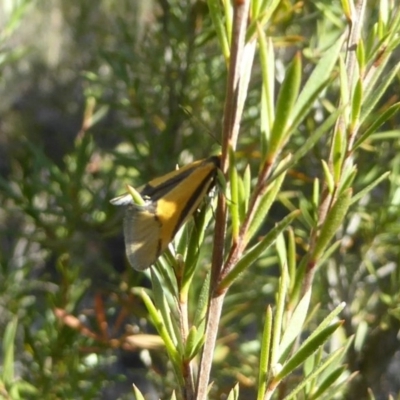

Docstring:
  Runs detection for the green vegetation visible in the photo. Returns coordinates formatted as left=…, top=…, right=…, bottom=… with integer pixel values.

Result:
left=1, top=1, right=400, bottom=399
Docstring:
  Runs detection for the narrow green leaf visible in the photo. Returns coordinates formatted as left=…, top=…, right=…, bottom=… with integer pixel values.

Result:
left=312, top=188, right=352, bottom=261
left=356, top=38, right=366, bottom=75
left=354, top=103, right=400, bottom=150
left=247, top=0, right=284, bottom=41
left=267, top=53, right=302, bottom=161
left=351, top=171, right=390, bottom=205
left=278, top=287, right=312, bottom=362
left=248, top=155, right=290, bottom=241
left=188, top=331, right=206, bottom=361
left=314, top=240, right=341, bottom=270
left=2, top=317, right=18, bottom=385
left=193, top=271, right=211, bottom=326
left=270, top=266, right=289, bottom=367
left=367, top=388, right=376, bottom=400
left=283, top=347, right=347, bottom=400
left=222, top=0, right=233, bottom=46
left=126, top=184, right=146, bottom=206
left=309, top=366, right=347, bottom=400
left=321, top=160, right=334, bottom=194
left=257, top=306, right=273, bottom=400
left=1, top=0, right=31, bottom=40
left=351, top=79, right=363, bottom=128
left=220, top=210, right=300, bottom=290
left=291, top=37, right=343, bottom=130
left=8, top=386, right=22, bottom=400
left=251, top=0, right=262, bottom=18
left=151, top=268, right=181, bottom=351
left=183, top=201, right=214, bottom=286
left=368, top=129, right=400, bottom=141
left=302, top=302, right=346, bottom=347
left=132, top=384, right=146, bottom=400
left=275, top=321, right=343, bottom=382
left=170, top=391, right=178, bottom=400
left=287, top=228, right=296, bottom=293
left=331, top=128, right=345, bottom=184
left=340, top=164, right=357, bottom=192
left=361, top=63, right=400, bottom=125
left=184, top=326, right=202, bottom=360
left=140, top=290, right=180, bottom=365
left=269, top=109, right=342, bottom=184
left=237, top=171, right=247, bottom=223
left=227, top=383, right=240, bottom=400
left=340, top=0, right=351, bottom=22
left=275, top=233, right=287, bottom=271
left=9, top=381, right=38, bottom=396
left=258, top=27, right=275, bottom=150
left=207, top=0, right=230, bottom=62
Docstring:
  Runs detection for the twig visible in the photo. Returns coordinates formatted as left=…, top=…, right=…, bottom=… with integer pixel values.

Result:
left=195, top=1, right=252, bottom=399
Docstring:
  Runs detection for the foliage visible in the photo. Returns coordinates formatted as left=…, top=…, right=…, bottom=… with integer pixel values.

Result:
left=1, top=0, right=400, bottom=399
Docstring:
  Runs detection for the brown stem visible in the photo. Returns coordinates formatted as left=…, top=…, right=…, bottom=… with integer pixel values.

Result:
left=195, top=1, right=251, bottom=399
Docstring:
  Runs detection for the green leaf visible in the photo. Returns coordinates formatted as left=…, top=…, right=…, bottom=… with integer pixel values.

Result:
left=184, top=325, right=204, bottom=360
left=269, top=109, right=342, bottom=184
left=314, top=240, right=342, bottom=270
left=287, top=228, right=296, bottom=292
left=248, top=155, right=290, bottom=241
left=283, top=347, right=347, bottom=400
left=312, top=188, right=352, bottom=261
left=140, top=290, right=180, bottom=366
left=247, top=0, right=283, bottom=41
left=302, top=302, right=346, bottom=347
left=2, top=317, right=18, bottom=385
left=193, top=271, right=211, bottom=327
left=207, top=0, right=230, bottom=62
left=132, top=384, right=146, bottom=400
left=182, top=201, right=214, bottom=288
left=150, top=268, right=181, bottom=351
left=351, top=171, right=390, bottom=205
left=331, top=128, right=345, bottom=184
left=361, top=62, right=400, bottom=125
left=270, top=266, right=289, bottom=367
left=220, top=210, right=300, bottom=290
left=226, top=383, right=240, bottom=400
left=278, top=287, right=312, bottom=362
left=275, top=321, right=343, bottom=382
left=237, top=171, right=247, bottom=223
left=354, top=103, right=400, bottom=149
left=10, top=380, right=38, bottom=396
left=258, top=23, right=275, bottom=150
left=266, top=53, right=302, bottom=161
left=169, top=391, right=178, bottom=400
left=291, top=37, right=344, bottom=130
left=321, top=160, right=334, bottom=194
left=308, top=366, right=347, bottom=400
left=356, top=38, right=366, bottom=75
left=351, top=79, right=363, bottom=128
left=257, top=306, right=273, bottom=400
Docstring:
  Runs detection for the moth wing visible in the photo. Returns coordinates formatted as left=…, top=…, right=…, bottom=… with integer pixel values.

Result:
left=123, top=204, right=162, bottom=271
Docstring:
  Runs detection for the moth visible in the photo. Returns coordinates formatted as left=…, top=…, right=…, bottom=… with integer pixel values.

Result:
left=110, top=155, right=221, bottom=271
